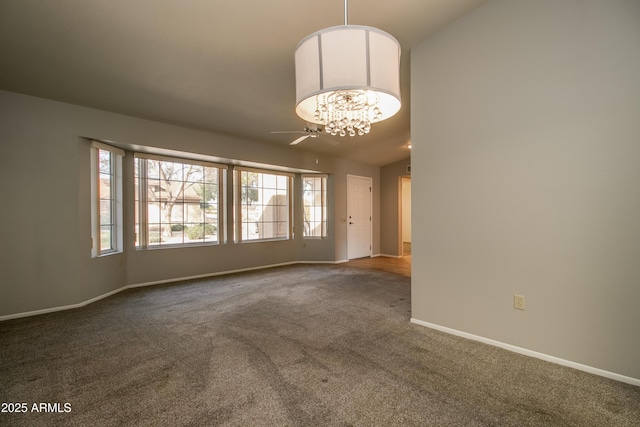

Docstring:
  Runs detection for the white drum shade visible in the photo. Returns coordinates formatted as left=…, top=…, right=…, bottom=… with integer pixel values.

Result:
left=294, top=25, right=401, bottom=127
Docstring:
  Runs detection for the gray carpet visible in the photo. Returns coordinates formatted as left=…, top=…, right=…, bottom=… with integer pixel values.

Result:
left=1, top=264, right=639, bottom=426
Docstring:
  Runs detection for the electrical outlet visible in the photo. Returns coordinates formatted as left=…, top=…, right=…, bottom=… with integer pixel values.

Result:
left=514, top=294, right=525, bottom=310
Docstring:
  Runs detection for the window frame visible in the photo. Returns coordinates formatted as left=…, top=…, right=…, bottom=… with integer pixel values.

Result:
left=134, top=153, right=227, bottom=249
left=301, top=174, right=328, bottom=239
left=90, top=140, right=124, bottom=257
left=233, top=167, right=294, bottom=243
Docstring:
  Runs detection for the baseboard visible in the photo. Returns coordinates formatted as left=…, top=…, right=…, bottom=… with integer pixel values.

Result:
left=376, top=253, right=403, bottom=259
left=127, top=261, right=299, bottom=289
left=298, top=260, right=344, bottom=265
left=0, top=287, right=128, bottom=321
left=410, top=318, right=640, bottom=387
left=0, top=260, right=343, bottom=322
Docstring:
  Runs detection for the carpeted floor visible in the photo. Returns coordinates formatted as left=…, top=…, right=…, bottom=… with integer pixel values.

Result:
left=1, top=264, right=639, bottom=426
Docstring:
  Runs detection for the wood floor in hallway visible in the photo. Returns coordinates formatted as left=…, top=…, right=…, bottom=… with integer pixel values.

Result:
left=345, top=256, right=411, bottom=277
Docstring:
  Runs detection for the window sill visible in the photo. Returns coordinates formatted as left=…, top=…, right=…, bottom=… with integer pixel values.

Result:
left=236, top=237, right=290, bottom=244
left=93, top=250, right=123, bottom=258
left=136, top=241, right=220, bottom=251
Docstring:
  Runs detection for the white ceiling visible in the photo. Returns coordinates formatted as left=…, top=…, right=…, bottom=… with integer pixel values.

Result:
left=0, top=0, right=487, bottom=166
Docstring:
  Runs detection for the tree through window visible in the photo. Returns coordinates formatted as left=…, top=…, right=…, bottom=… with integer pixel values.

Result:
left=135, top=155, right=225, bottom=247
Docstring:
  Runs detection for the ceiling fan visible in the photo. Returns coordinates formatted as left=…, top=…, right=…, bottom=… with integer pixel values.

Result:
left=271, top=123, right=337, bottom=146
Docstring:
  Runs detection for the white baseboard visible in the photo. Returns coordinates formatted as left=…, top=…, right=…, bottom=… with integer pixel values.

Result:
left=127, top=261, right=299, bottom=289
left=0, top=260, right=344, bottom=322
left=298, top=260, right=342, bottom=265
left=410, top=318, right=640, bottom=387
left=0, top=287, right=128, bottom=321
left=376, top=253, right=403, bottom=259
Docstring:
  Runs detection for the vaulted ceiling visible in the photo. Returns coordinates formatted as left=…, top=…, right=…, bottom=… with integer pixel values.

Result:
left=0, top=0, right=487, bottom=166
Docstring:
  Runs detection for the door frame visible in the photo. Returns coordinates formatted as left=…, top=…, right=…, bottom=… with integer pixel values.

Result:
left=400, top=176, right=411, bottom=257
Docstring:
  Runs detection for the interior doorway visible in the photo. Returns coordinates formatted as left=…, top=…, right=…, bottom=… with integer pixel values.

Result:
left=401, top=176, right=411, bottom=257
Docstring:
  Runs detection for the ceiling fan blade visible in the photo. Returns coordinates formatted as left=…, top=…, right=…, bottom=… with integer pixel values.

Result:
left=290, top=135, right=312, bottom=145
left=271, top=130, right=307, bottom=134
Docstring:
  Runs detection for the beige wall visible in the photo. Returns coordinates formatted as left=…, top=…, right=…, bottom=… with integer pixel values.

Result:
left=380, top=158, right=411, bottom=256
left=0, top=90, right=379, bottom=318
left=411, top=0, right=640, bottom=380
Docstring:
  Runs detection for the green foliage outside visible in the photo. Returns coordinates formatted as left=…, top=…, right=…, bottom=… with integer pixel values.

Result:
left=185, top=224, right=217, bottom=240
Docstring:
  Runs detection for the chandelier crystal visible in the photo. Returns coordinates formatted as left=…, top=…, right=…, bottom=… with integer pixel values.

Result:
left=315, top=90, right=381, bottom=136
left=294, top=1, right=401, bottom=137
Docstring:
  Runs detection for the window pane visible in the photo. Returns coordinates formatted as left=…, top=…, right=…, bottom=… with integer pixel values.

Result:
left=99, top=173, right=111, bottom=197
left=99, top=200, right=112, bottom=225
left=161, top=161, right=182, bottom=181
left=303, top=176, right=327, bottom=238
left=99, top=150, right=111, bottom=174
left=100, top=225, right=112, bottom=251
left=185, top=165, right=204, bottom=182
left=135, top=157, right=220, bottom=247
left=235, top=170, right=290, bottom=242
left=147, top=160, right=160, bottom=178
left=92, top=148, right=120, bottom=255
left=185, top=203, right=202, bottom=222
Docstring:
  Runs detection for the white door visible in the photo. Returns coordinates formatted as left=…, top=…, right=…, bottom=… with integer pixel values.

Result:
left=347, top=175, right=372, bottom=259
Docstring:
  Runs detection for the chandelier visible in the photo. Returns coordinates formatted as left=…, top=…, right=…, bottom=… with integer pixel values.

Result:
left=294, top=0, right=401, bottom=137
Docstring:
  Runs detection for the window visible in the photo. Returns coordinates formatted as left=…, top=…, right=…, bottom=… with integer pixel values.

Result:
left=302, top=175, right=327, bottom=238
left=135, top=154, right=225, bottom=248
left=234, top=168, right=293, bottom=241
left=91, top=141, right=124, bottom=257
